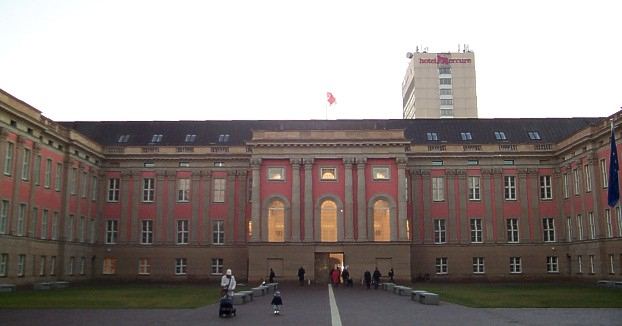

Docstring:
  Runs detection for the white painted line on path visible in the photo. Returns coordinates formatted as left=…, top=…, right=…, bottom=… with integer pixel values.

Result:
left=328, top=284, right=343, bottom=326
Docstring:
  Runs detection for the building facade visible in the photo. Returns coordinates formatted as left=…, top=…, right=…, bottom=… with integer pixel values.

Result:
left=402, top=51, right=478, bottom=119
left=1, top=89, right=621, bottom=286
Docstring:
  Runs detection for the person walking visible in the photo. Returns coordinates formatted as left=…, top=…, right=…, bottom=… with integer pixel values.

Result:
left=372, top=267, right=381, bottom=290
left=271, top=290, right=283, bottom=315
left=220, top=269, right=237, bottom=297
left=269, top=268, right=275, bottom=283
left=388, top=268, right=394, bottom=282
left=297, top=266, right=306, bottom=286
left=331, top=267, right=341, bottom=287
left=341, top=266, right=351, bottom=287
left=363, top=270, right=372, bottom=289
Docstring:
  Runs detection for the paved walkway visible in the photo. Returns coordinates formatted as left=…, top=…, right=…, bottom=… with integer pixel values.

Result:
left=1, top=283, right=621, bottom=325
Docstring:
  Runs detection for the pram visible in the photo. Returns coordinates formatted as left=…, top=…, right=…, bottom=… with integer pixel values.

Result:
left=219, top=295, right=236, bottom=318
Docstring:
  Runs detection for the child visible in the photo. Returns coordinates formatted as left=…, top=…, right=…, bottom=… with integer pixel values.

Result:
left=271, top=291, right=283, bottom=315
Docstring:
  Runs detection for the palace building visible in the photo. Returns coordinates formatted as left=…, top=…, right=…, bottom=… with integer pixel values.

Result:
left=1, top=88, right=621, bottom=285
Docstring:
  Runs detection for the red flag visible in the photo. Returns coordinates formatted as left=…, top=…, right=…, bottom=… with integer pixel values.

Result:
left=326, top=92, right=336, bottom=105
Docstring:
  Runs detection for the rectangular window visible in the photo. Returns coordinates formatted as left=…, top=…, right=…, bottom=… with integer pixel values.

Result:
left=320, top=167, right=337, bottom=181
left=17, top=204, right=26, bottom=236
left=588, top=212, right=596, bottom=239
left=0, top=200, right=8, bottom=234
left=470, top=218, right=482, bottom=243
left=42, top=210, right=49, bottom=240
left=578, top=255, right=583, bottom=273
left=543, top=218, right=555, bottom=242
left=468, top=176, right=480, bottom=200
left=30, top=207, right=38, bottom=237
left=434, top=219, right=446, bottom=244
left=473, top=257, right=485, bottom=274
left=372, top=167, right=390, bottom=180
left=432, top=177, right=444, bottom=201
left=562, top=173, right=569, bottom=198
left=69, top=168, right=77, bottom=194
left=510, top=257, right=522, bottom=273
left=494, top=131, right=507, bottom=140
left=440, top=88, right=452, bottom=95
left=267, top=167, right=285, bottom=181
left=103, top=257, right=117, bottom=275
left=440, top=99, right=453, bottom=105
left=600, top=159, right=608, bottom=188
left=50, top=256, right=56, bottom=275
left=107, top=178, right=120, bottom=202
left=589, top=255, right=595, bottom=274
left=175, top=258, right=187, bottom=275
left=17, top=254, right=26, bottom=277
left=438, top=67, right=451, bottom=74
left=141, top=220, right=153, bottom=244
left=177, top=178, right=190, bottom=202
left=55, top=163, right=63, bottom=191
left=540, top=175, right=552, bottom=200
left=528, top=131, right=541, bottom=140
left=143, top=178, right=155, bottom=202
left=426, top=132, right=439, bottom=141
left=0, top=253, right=8, bottom=277
left=577, top=214, right=584, bottom=240
left=79, top=216, right=85, bottom=243
left=138, top=258, right=150, bottom=275
left=177, top=220, right=189, bottom=244
left=584, top=165, right=592, bottom=192
left=213, top=178, right=226, bottom=203
left=211, top=258, right=223, bottom=275
left=504, top=176, right=516, bottom=200
left=91, top=176, right=98, bottom=201
left=605, top=209, right=613, bottom=238
left=566, top=216, right=572, bottom=242
left=81, top=172, right=87, bottom=198
left=573, top=169, right=580, bottom=195
left=105, top=220, right=118, bottom=244
left=23, top=150, right=33, bottom=181
left=617, top=207, right=622, bottom=237
left=507, top=218, right=519, bottom=243
left=439, top=78, right=452, bottom=85
left=4, top=142, right=15, bottom=175
left=212, top=220, right=224, bottom=245
left=44, top=159, right=52, bottom=188
left=66, top=215, right=74, bottom=241
left=52, top=212, right=59, bottom=240
left=79, top=257, right=86, bottom=275
left=435, top=257, right=448, bottom=274
left=88, top=218, right=96, bottom=244
left=547, top=256, right=559, bottom=273
left=609, top=254, right=615, bottom=274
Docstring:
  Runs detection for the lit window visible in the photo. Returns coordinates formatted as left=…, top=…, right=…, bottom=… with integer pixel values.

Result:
left=138, top=258, right=150, bottom=275
left=373, top=200, right=390, bottom=241
left=268, top=167, right=285, bottom=181
left=268, top=200, right=285, bottom=242
left=372, top=167, right=390, bottom=180
left=321, top=200, right=338, bottom=242
left=103, top=257, right=117, bottom=275
left=320, top=168, right=337, bottom=180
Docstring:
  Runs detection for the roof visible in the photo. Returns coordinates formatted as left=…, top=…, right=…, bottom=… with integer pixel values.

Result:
left=59, top=117, right=604, bottom=147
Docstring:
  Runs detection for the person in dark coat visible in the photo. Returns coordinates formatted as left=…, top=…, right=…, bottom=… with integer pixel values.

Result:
left=269, top=268, right=275, bottom=283
left=388, top=268, right=394, bottom=282
left=271, top=291, right=283, bottom=315
left=297, top=266, right=306, bottom=286
left=341, top=266, right=351, bottom=287
left=363, top=270, right=372, bottom=289
left=372, top=267, right=381, bottom=289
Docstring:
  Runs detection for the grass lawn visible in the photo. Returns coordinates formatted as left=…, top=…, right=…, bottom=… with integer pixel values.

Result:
left=0, top=283, right=225, bottom=309
left=416, top=282, right=622, bottom=308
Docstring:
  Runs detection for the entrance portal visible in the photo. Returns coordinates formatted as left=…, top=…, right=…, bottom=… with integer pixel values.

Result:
left=314, top=252, right=344, bottom=284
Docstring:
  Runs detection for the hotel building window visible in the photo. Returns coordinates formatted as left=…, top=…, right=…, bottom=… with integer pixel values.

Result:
left=143, top=178, right=155, bottom=202
left=213, top=178, right=226, bottom=203
left=584, top=165, right=592, bottom=192
left=507, top=218, right=519, bottom=243
left=577, top=214, right=584, bottom=240
left=573, top=169, right=580, bottom=195
left=44, top=159, right=52, bottom=188
left=4, top=142, right=15, bottom=175
left=540, top=175, right=552, bottom=200
left=52, top=212, right=59, bottom=240
left=432, top=177, right=444, bottom=201
left=468, top=176, right=480, bottom=200
left=69, top=168, right=77, bottom=194
left=177, top=178, right=190, bottom=202
left=588, top=212, right=596, bottom=239
left=600, top=159, right=608, bottom=188
left=107, top=178, right=120, bottom=202
left=268, top=200, right=285, bottom=242
left=16, top=204, right=26, bottom=236
left=605, top=209, right=613, bottom=238
left=321, top=200, right=338, bottom=242
left=504, top=176, right=516, bottom=200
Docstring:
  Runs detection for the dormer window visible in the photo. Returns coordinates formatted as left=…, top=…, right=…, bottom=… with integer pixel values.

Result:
left=218, top=134, right=230, bottom=143
left=151, top=134, right=163, bottom=143
left=494, top=131, right=507, bottom=140
left=117, top=135, right=130, bottom=143
left=528, top=131, right=541, bottom=140
left=460, top=132, right=472, bottom=141
left=426, top=132, right=439, bottom=141
left=185, top=134, right=196, bottom=143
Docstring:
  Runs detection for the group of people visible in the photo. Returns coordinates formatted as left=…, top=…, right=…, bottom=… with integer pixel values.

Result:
left=329, top=265, right=353, bottom=287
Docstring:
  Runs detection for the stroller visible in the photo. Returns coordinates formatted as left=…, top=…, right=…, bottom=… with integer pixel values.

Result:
left=219, top=294, right=236, bottom=318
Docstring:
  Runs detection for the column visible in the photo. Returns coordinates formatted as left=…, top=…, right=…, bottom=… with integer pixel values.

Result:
left=156, top=170, right=167, bottom=242
left=202, top=170, right=212, bottom=243
left=191, top=171, right=201, bottom=244
left=343, top=157, right=354, bottom=241
left=396, top=157, right=408, bottom=241
left=250, top=158, right=261, bottom=242
left=303, top=158, right=314, bottom=242
left=481, top=168, right=494, bottom=242
left=236, top=170, right=247, bottom=243
left=120, top=170, right=132, bottom=242
left=356, top=157, right=367, bottom=241
left=290, top=158, right=301, bottom=242
left=226, top=170, right=236, bottom=244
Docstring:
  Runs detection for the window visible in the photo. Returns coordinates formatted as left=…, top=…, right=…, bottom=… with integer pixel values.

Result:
left=473, top=257, right=485, bottom=274
left=17, top=204, right=26, bottom=236
left=0, top=253, right=8, bottom=277
left=17, top=254, right=26, bottom=277
left=44, top=159, right=52, bottom=188
left=562, top=173, right=569, bottom=198
left=150, top=134, right=163, bottom=143
left=52, top=212, right=58, bottom=240
left=438, top=67, right=451, bottom=74
left=440, top=99, right=453, bottom=105
left=107, top=178, right=120, bottom=202
left=540, top=175, right=552, bottom=200
left=426, top=132, right=439, bottom=141
left=117, top=134, right=130, bottom=143
left=214, top=161, right=224, bottom=167
left=39, top=256, right=46, bottom=276
left=467, top=160, right=479, bottom=166
left=577, top=214, right=584, bottom=240
left=468, top=176, right=480, bottom=200
left=510, top=257, right=522, bottom=273
left=267, top=167, right=285, bottom=181
left=609, top=254, right=615, bottom=274
left=175, top=258, right=187, bottom=275
left=212, top=220, right=224, bottom=244
left=211, top=258, right=223, bottom=275
left=88, top=218, right=96, bottom=244
left=217, top=134, right=230, bottom=143
left=91, top=176, right=98, bottom=201
left=503, top=160, right=514, bottom=166
left=578, top=255, right=583, bottom=273
left=80, top=172, right=87, bottom=197
left=439, top=78, right=452, bottom=85
left=440, top=108, right=454, bottom=117
left=460, top=132, right=472, bottom=141
left=213, top=178, right=226, bottom=203
left=79, top=216, right=85, bottom=243
left=440, top=88, right=452, bottom=95
left=588, top=212, right=596, bottom=239
left=138, top=258, right=150, bottom=275
left=543, top=218, right=555, bottom=242
left=605, top=209, right=613, bottom=238
left=504, top=176, right=516, bottom=200
left=434, top=219, right=446, bottom=244
left=0, top=200, right=8, bottom=234
left=179, top=162, right=190, bottom=168
left=435, top=257, right=448, bottom=274
left=21, top=149, right=31, bottom=180
left=320, top=167, right=337, bottom=181
left=103, top=257, right=117, bottom=275
left=589, top=255, right=595, bottom=274
left=547, top=256, right=559, bottom=273
left=432, top=177, right=444, bottom=201
left=528, top=131, right=541, bottom=140
left=141, top=220, right=153, bottom=244
left=49, top=256, right=56, bottom=275
left=143, top=178, right=155, bottom=202
left=177, top=220, right=189, bottom=244
left=566, top=216, right=572, bottom=242
left=177, top=178, right=190, bottom=202
left=584, top=165, right=592, bottom=192
left=30, top=207, right=38, bottom=237
left=573, top=169, right=580, bottom=195
left=3, top=142, right=14, bottom=175
left=431, top=160, right=443, bottom=166
left=470, top=218, right=483, bottom=243
left=55, top=163, right=63, bottom=191
left=268, top=200, right=285, bottom=242
left=320, top=200, right=337, bottom=242
left=507, top=218, right=519, bottom=243
left=105, top=220, right=118, bottom=244
left=66, top=215, right=74, bottom=242
left=79, top=257, right=86, bottom=275
left=494, top=131, right=507, bottom=140
left=369, top=167, right=390, bottom=181
left=600, top=159, right=608, bottom=188
left=184, top=134, right=196, bottom=143
left=373, top=200, right=390, bottom=241
left=69, top=168, right=77, bottom=194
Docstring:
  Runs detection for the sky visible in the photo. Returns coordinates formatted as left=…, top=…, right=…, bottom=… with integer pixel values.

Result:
left=0, top=0, right=620, bottom=122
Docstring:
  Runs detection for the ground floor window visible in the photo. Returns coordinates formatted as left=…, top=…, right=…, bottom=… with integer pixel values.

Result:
left=510, top=257, right=522, bottom=274
left=472, top=257, right=485, bottom=274
left=175, top=258, right=187, bottom=275
left=546, top=256, right=558, bottom=273
left=138, top=258, right=150, bottom=275
left=211, top=258, right=223, bottom=275
left=103, top=257, right=117, bottom=275
left=435, top=257, right=448, bottom=274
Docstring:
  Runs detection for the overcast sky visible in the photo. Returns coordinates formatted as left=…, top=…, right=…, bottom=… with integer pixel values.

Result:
left=0, top=0, right=620, bottom=121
